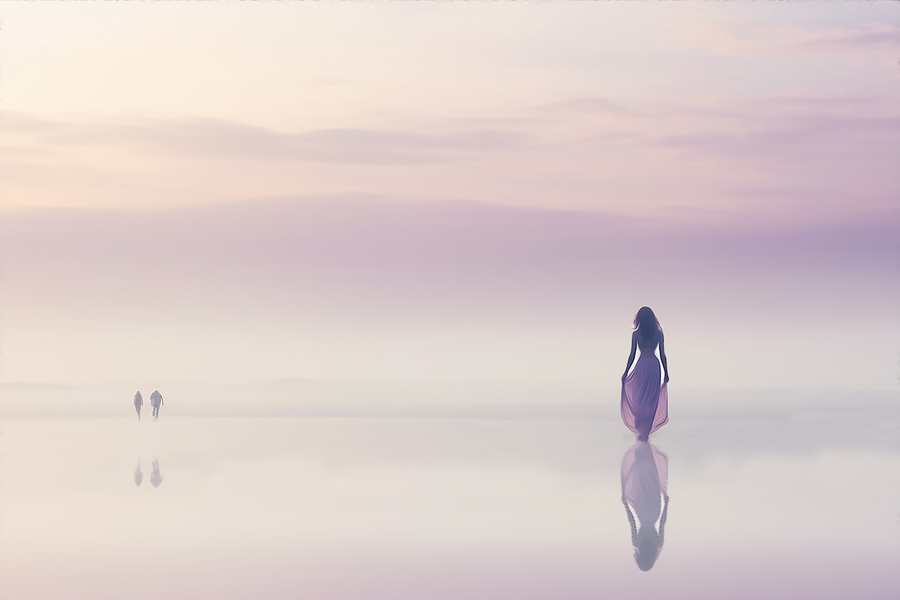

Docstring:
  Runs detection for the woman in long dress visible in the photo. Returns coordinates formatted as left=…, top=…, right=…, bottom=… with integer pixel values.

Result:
left=621, top=307, right=669, bottom=441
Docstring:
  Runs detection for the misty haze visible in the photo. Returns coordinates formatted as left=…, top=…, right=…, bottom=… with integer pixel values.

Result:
left=0, top=3, right=898, bottom=600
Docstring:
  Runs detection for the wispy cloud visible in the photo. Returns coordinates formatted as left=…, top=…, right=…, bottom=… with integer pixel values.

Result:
left=652, top=8, right=900, bottom=57
left=797, top=25, right=900, bottom=50
left=543, top=97, right=634, bottom=116
left=2, top=87, right=896, bottom=219
left=14, top=115, right=529, bottom=166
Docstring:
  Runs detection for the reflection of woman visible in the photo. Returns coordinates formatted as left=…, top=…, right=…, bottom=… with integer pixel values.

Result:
left=621, top=307, right=669, bottom=441
left=621, top=441, right=669, bottom=571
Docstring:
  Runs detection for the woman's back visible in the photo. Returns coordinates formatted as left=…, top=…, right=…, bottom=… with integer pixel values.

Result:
left=622, top=306, right=669, bottom=441
left=637, top=331, right=660, bottom=352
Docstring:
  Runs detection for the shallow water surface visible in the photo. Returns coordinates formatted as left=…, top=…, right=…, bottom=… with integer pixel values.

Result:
left=0, top=391, right=898, bottom=599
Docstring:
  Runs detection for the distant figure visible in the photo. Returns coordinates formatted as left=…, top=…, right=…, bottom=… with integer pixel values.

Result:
left=621, top=307, right=669, bottom=441
left=621, top=441, right=670, bottom=571
left=134, top=461, right=144, bottom=487
left=150, top=459, right=163, bottom=488
left=150, top=390, right=164, bottom=420
left=133, top=391, right=143, bottom=420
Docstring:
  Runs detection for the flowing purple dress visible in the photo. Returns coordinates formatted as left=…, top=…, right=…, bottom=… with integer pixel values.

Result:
left=621, top=348, right=668, bottom=440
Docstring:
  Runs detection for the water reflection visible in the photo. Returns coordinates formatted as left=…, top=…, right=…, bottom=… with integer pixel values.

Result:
left=150, top=458, right=163, bottom=488
left=133, top=458, right=162, bottom=488
left=621, top=441, right=669, bottom=571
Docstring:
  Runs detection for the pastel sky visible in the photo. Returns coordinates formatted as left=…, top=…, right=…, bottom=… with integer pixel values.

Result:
left=1, top=3, right=898, bottom=389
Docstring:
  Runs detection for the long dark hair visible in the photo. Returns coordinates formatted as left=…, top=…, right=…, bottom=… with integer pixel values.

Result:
left=633, top=306, right=661, bottom=340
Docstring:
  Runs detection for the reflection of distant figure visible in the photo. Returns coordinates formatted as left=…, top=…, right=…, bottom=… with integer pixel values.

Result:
left=621, top=307, right=669, bottom=441
left=150, top=390, right=164, bottom=420
left=134, top=461, right=144, bottom=487
left=150, top=459, right=163, bottom=488
left=133, top=391, right=144, bottom=420
left=621, top=441, right=669, bottom=571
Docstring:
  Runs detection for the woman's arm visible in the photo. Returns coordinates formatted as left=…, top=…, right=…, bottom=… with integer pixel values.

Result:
left=623, top=331, right=637, bottom=381
left=659, top=330, right=669, bottom=384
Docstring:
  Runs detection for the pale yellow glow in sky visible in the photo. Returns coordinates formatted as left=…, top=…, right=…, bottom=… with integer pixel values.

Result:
left=3, top=2, right=897, bottom=217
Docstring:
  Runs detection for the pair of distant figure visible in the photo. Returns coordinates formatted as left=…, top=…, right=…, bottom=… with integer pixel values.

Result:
left=133, top=390, right=164, bottom=420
